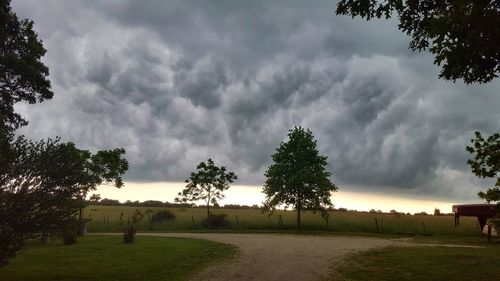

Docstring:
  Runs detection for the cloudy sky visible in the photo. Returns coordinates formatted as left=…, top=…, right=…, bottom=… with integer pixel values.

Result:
left=12, top=0, right=500, bottom=206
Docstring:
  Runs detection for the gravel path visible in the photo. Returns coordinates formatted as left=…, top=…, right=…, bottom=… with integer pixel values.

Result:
left=138, top=233, right=399, bottom=281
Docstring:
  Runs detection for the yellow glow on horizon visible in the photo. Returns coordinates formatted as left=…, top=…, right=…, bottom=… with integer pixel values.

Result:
left=94, top=181, right=470, bottom=214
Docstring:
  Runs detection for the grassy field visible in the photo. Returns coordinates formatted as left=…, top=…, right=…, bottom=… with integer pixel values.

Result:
left=0, top=236, right=236, bottom=281
left=85, top=205, right=482, bottom=237
left=334, top=244, right=500, bottom=281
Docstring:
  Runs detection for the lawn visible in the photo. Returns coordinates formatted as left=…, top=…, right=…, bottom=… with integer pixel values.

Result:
left=334, top=244, right=500, bottom=281
left=0, top=236, right=237, bottom=281
left=85, top=205, right=481, bottom=237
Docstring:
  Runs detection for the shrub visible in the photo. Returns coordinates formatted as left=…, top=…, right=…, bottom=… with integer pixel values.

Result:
left=123, top=210, right=142, bottom=244
left=488, top=218, right=500, bottom=230
left=151, top=210, right=176, bottom=222
left=61, top=220, right=78, bottom=245
left=123, top=226, right=136, bottom=243
left=62, top=230, right=77, bottom=245
left=201, top=213, right=229, bottom=229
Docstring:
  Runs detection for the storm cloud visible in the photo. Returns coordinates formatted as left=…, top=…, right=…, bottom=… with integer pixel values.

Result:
left=12, top=0, right=500, bottom=201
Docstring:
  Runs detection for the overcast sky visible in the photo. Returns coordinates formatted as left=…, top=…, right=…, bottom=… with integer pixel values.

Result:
left=13, top=0, right=500, bottom=202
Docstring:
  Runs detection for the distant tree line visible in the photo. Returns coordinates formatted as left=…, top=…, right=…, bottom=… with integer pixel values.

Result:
left=89, top=197, right=260, bottom=209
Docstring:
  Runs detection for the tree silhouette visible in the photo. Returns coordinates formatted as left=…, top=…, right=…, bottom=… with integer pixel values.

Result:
left=0, top=0, right=52, bottom=130
left=263, top=127, right=338, bottom=229
left=176, top=159, right=237, bottom=219
left=467, top=131, right=500, bottom=212
left=0, top=0, right=128, bottom=265
left=336, top=0, right=500, bottom=84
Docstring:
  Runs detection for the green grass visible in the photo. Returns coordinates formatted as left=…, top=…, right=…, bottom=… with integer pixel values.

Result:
left=0, top=236, right=237, bottom=281
left=86, top=205, right=482, bottom=237
left=334, top=244, right=500, bottom=281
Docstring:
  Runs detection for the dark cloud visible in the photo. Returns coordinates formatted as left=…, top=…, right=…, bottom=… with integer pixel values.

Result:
left=12, top=0, right=500, bottom=201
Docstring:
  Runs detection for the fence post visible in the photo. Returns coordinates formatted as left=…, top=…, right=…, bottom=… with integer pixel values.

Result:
left=106, top=214, right=109, bottom=231
left=191, top=215, right=195, bottom=229
left=374, top=218, right=379, bottom=233
left=422, top=221, right=426, bottom=234
left=235, top=215, right=240, bottom=229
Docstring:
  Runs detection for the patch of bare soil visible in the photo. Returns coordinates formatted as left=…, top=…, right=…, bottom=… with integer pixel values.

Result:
left=140, top=233, right=398, bottom=281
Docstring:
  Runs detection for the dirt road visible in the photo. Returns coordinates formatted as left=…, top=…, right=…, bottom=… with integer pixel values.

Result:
left=139, top=233, right=398, bottom=281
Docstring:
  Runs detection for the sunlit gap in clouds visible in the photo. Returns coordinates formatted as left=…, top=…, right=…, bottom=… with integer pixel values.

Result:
left=94, top=182, right=476, bottom=214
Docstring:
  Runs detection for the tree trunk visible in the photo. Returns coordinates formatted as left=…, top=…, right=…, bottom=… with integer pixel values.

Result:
left=207, top=189, right=211, bottom=219
left=297, top=208, right=301, bottom=229
left=40, top=232, right=50, bottom=244
left=297, top=188, right=302, bottom=229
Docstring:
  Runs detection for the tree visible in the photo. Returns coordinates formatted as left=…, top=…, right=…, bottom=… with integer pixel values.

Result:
left=176, top=159, right=237, bottom=219
left=0, top=0, right=54, bottom=264
left=434, top=208, right=442, bottom=216
left=0, top=136, right=128, bottom=264
left=336, top=0, right=500, bottom=84
left=0, top=0, right=128, bottom=265
left=466, top=131, right=500, bottom=212
left=89, top=194, right=101, bottom=204
left=263, top=127, right=338, bottom=229
left=389, top=209, right=400, bottom=215
left=1, top=0, right=52, bottom=130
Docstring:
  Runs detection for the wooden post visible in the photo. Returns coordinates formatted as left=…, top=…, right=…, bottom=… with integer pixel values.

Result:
left=191, top=215, right=195, bottom=229
left=422, top=221, right=426, bottom=234
left=381, top=218, right=384, bottom=233
left=235, top=215, right=240, bottom=229
left=374, top=218, right=379, bottom=233
left=106, top=214, right=110, bottom=231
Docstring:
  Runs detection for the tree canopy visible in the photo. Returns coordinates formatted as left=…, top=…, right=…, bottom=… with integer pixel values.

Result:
left=176, top=158, right=237, bottom=218
left=0, top=136, right=128, bottom=265
left=263, top=127, right=338, bottom=228
left=1, top=0, right=52, bottom=130
left=336, top=0, right=500, bottom=84
left=0, top=0, right=128, bottom=265
left=467, top=131, right=500, bottom=209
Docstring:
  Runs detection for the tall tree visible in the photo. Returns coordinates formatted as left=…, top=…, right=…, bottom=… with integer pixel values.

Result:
left=0, top=0, right=52, bottom=130
left=263, top=127, right=338, bottom=229
left=466, top=131, right=500, bottom=212
left=336, top=0, right=500, bottom=84
left=176, top=158, right=237, bottom=219
left=0, top=0, right=128, bottom=265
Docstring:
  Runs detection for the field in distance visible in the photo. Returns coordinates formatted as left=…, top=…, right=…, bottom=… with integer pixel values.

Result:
left=85, top=205, right=481, bottom=237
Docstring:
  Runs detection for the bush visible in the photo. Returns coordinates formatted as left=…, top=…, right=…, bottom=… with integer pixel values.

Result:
left=488, top=218, right=500, bottom=230
left=151, top=210, right=176, bottom=222
left=123, top=210, right=142, bottom=244
left=123, top=226, right=136, bottom=243
left=61, top=220, right=78, bottom=245
left=62, top=230, right=77, bottom=245
left=201, top=213, right=229, bottom=229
